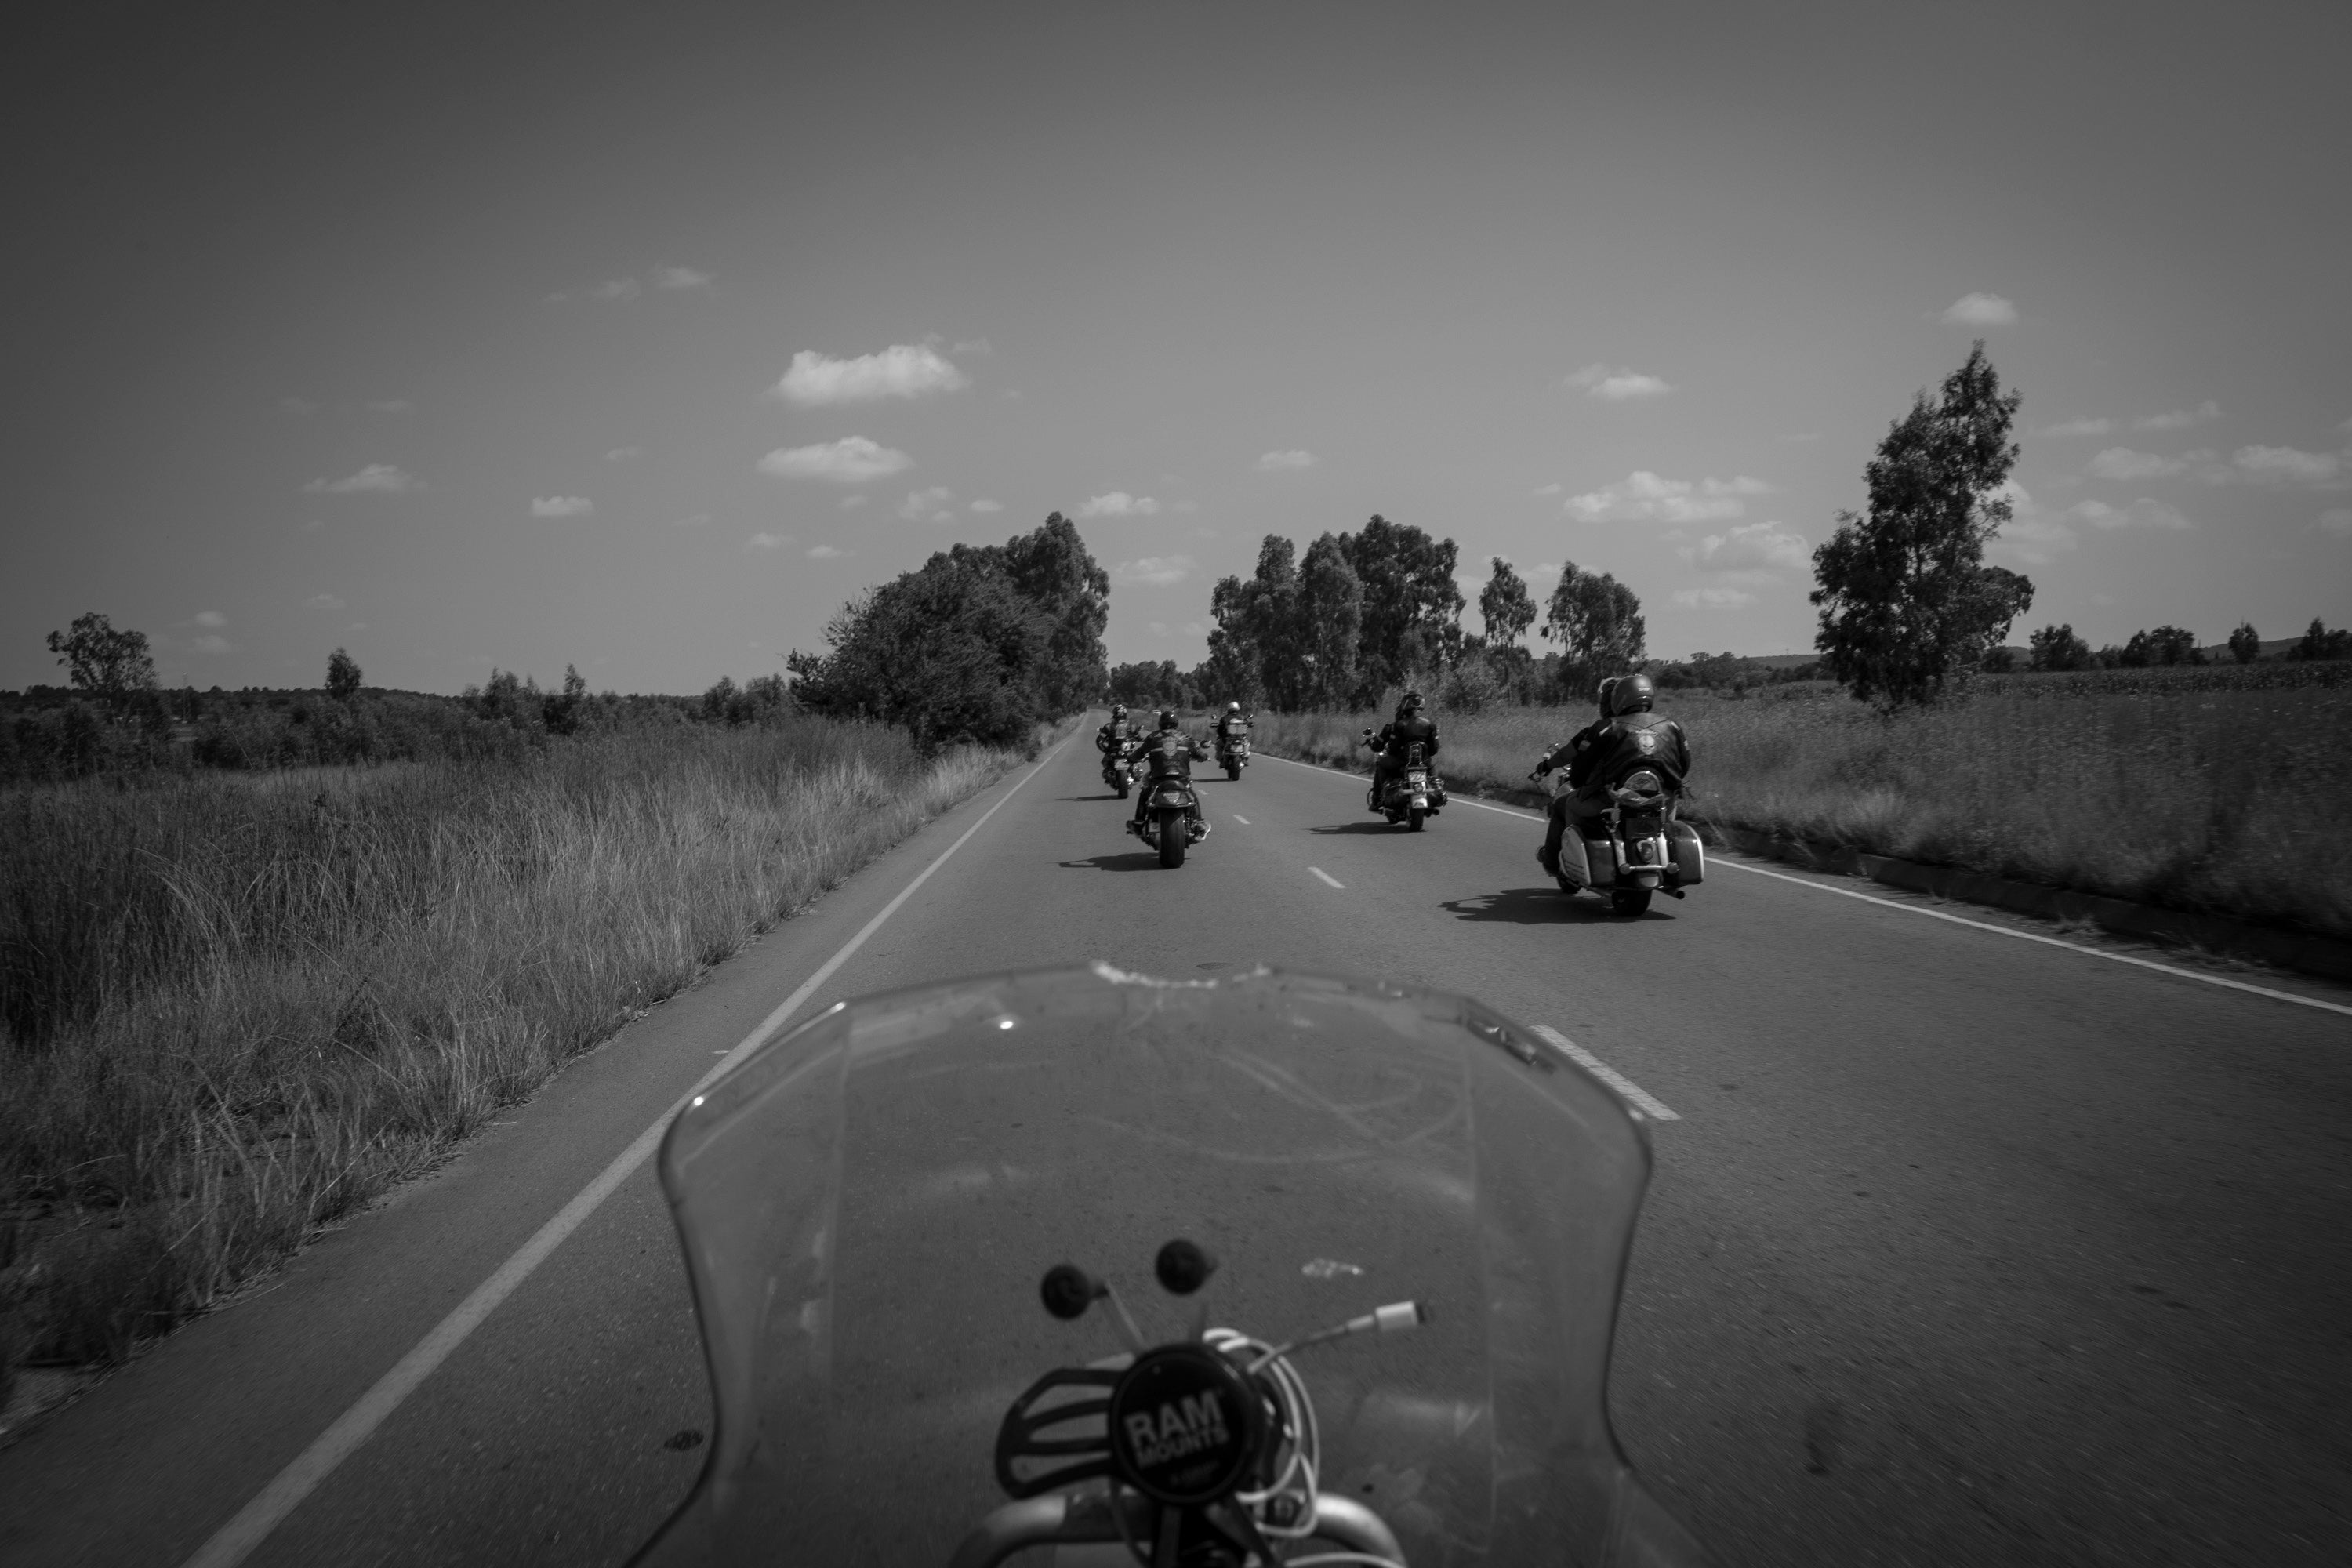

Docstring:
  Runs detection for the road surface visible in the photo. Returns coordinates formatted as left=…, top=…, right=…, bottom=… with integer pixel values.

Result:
left=2, top=728, right=2347, bottom=1566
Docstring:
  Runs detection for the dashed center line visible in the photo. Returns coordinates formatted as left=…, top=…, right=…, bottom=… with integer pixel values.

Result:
left=1529, top=1025, right=1679, bottom=1121
left=1232, top=815, right=1250, bottom=825
left=1308, top=866, right=1345, bottom=889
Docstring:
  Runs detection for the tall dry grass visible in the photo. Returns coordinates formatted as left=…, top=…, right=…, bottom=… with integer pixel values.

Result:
left=0, top=721, right=1031, bottom=1384
left=1254, top=687, right=2352, bottom=940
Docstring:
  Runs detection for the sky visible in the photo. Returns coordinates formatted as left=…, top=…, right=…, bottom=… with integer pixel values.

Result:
left=3, top=0, right=2347, bottom=694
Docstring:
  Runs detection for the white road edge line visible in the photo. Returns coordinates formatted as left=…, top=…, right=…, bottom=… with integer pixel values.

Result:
left=181, top=733, right=1076, bottom=1568
left=1233, top=815, right=1250, bottom=825
left=1530, top=1025, right=1679, bottom=1121
left=1258, top=752, right=2351, bottom=1018
left=1309, top=866, right=1345, bottom=889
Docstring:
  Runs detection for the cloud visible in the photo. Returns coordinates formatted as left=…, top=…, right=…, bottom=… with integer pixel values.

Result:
left=604, top=445, right=642, bottom=462
left=746, top=532, right=791, bottom=550
left=2319, top=507, right=2352, bottom=536
left=532, top=495, right=594, bottom=517
left=1672, top=587, right=1756, bottom=608
left=1691, top=521, right=1809, bottom=574
left=190, top=634, right=232, bottom=655
left=194, top=610, right=228, bottom=629
left=651, top=264, right=712, bottom=291
left=1565, top=471, right=1768, bottom=524
left=897, top=485, right=956, bottom=522
left=278, top=397, right=319, bottom=416
left=1112, top=555, right=1195, bottom=587
left=1077, top=492, right=1162, bottom=517
left=2233, top=445, right=2343, bottom=485
left=1563, top=363, right=1673, bottom=401
left=969, top=499, right=1004, bottom=514
left=2088, top=447, right=2187, bottom=481
left=1986, top=481, right=2077, bottom=565
left=672, top=513, right=710, bottom=528
left=1531, top=482, right=1563, bottom=497
left=2066, top=497, right=2194, bottom=532
left=303, top=593, right=347, bottom=612
left=304, top=463, right=418, bottom=494
left=807, top=544, right=848, bottom=559
left=757, top=437, right=913, bottom=484
left=546, top=277, right=642, bottom=304
left=773, top=343, right=967, bottom=405
left=2136, top=400, right=2221, bottom=432
left=1254, top=449, right=1316, bottom=471
left=2040, top=416, right=2116, bottom=438
left=1940, top=292, right=2016, bottom=326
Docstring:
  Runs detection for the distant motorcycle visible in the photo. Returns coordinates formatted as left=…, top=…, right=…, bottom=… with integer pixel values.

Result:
left=1214, top=731, right=1250, bottom=780
left=1127, top=750, right=1209, bottom=867
left=1537, top=764, right=1704, bottom=916
left=1362, top=733, right=1445, bottom=830
left=1103, top=737, right=1142, bottom=798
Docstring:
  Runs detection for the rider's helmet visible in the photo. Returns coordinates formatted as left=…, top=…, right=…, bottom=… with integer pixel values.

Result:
left=1111, top=703, right=1127, bottom=721
left=1596, top=677, right=1620, bottom=716
left=1159, top=710, right=1180, bottom=730
left=1398, top=691, right=1425, bottom=719
left=1227, top=701, right=1240, bottom=713
left=1613, top=673, right=1657, bottom=714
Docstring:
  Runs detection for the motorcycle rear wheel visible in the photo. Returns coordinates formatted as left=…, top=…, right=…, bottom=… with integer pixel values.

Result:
left=1156, top=810, right=1186, bottom=868
left=1225, top=759, right=1240, bottom=780
left=1407, top=806, right=1426, bottom=831
left=1610, top=886, right=1653, bottom=917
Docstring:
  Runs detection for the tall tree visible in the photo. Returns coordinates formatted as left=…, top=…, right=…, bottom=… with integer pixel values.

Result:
left=46, top=612, right=156, bottom=713
left=1294, top=533, right=1363, bottom=708
left=1334, top=516, right=1463, bottom=701
left=1479, top=557, right=1535, bottom=652
left=325, top=647, right=362, bottom=699
left=1810, top=343, right=2034, bottom=708
left=1541, top=562, right=1646, bottom=692
left=2227, top=622, right=2261, bottom=664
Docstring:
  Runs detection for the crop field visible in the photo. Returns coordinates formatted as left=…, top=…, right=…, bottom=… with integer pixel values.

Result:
left=1251, top=670, right=2352, bottom=942
left=0, top=720, right=1033, bottom=1392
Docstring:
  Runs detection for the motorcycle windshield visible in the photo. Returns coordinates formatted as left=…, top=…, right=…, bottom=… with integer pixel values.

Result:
left=637, top=964, right=1704, bottom=1567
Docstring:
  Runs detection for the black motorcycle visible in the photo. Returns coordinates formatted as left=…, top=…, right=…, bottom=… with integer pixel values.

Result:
left=1539, top=764, right=1705, bottom=916
left=1102, top=735, right=1142, bottom=798
left=1362, top=735, right=1445, bottom=830
left=1127, top=753, right=1208, bottom=867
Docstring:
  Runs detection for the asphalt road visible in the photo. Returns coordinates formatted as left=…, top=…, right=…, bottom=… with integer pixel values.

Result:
left=2, top=726, right=2347, bottom=1566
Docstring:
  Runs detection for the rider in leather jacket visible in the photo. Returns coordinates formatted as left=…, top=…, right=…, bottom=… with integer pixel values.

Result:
left=1534, top=673, right=1689, bottom=873
left=1131, top=710, right=1209, bottom=833
left=1363, top=692, right=1440, bottom=808
left=1213, top=702, right=1251, bottom=752
left=1096, top=704, right=1135, bottom=758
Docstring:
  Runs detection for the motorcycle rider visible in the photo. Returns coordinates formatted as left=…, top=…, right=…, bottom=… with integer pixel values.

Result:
left=1362, top=691, right=1440, bottom=812
left=1130, top=710, right=1209, bottom=835
left=1533, top=672, right=1689, bottom=875
left=1214, top=700, right=1251, bottom=756
left=1096, top=703, right=1135, bottom=757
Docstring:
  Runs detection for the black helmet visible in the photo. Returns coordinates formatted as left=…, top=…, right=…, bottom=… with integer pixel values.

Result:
left=1398, top=691, right=1424, bottom=716
left=1611, top=673, right=1656, bottom=714
left=1159, top=709, right=1179, bottom=729
left=1112, top=703, right=1127, bottom=720
left=1595, top=677, right=1619, bottom=717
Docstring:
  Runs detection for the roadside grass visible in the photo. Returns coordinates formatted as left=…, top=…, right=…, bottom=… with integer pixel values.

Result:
left=0, top=720, right=1039, bottom=1395
left=1252, top=685, right=2352, bottom=941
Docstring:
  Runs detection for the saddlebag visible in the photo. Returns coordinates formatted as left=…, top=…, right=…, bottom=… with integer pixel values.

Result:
left=1565, top=836, right=1610, bottom=888
left=1668, top=822, right=1704, bottom=886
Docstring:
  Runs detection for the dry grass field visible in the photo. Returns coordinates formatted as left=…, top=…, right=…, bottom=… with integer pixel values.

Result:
left=1252, top=670, right=2352, bottom=942
left=0, top=720, right=1035, bottom=1392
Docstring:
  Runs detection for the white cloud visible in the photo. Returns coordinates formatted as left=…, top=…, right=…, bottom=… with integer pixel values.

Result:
left=897, top=486, right=956, bottom=522
left=2088, top=447, right=2187, bottom=481
left=367, top=399, right=412, bottom=415
left=773, top=343, right=968, bottom=405
left=1565, top=471, right=1768, bottom=524
left=1254, top=449, right=1316, bottom=471
left=1671, top=587, right=1757, bottom=608
left=672, top=513, right=710, bottom=528
left=1531, top=482, right=1563, bottom=497
left=2319, top=507, right=2352, bottom=536
left=2067, top=497, right=2194, bottom=532
left=303, top=593, right=347, bottom=612
left=746, top=532, right=791, bottom=550
left=1112, top=555, right=1195, bottom=587
left=1940, top=292, right=2016, bottom=326
left=808, top=544, right=848, bottom=559
left=757, top=436, right=913, bottom=484
left=2040, top=416, right=2115, bottom=437
left=1691, top=521, right=1809, bottom=574
left=969, top=499, right=1004, bottom=514
left=604, top=445, right=642, bottom=462
left=1563, top=363, right=1673, bottom=401
left=2233, top=445, right=2343, bottom=485
left=305, top=463, right=418, bottom=494
left=532, top=495, right=594, bottom=517
left=1986, top=481, right=2077, bottom=565
left=1077, top=491, right=1162, bottom=517
left=190, top=634, right=232, bottom=655
left=194, top=610, right=228, bottom=628
left=651, top=264, right=712, bottom=291
left=2136, top=400, right=2220, bottom=432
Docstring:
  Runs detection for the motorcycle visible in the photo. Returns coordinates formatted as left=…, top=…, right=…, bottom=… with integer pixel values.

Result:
left=1537, top=764, right=1705, bottom=917
left=1102, top=735, right=1142, bottom=798
left=1214, top=731, right=1250, bottom=781
left=630, top=964, right=1710, bottom=1568
left=1361, top=734, right=1444, bottom=831
left=1127, top=751, right=1208, bottom=868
